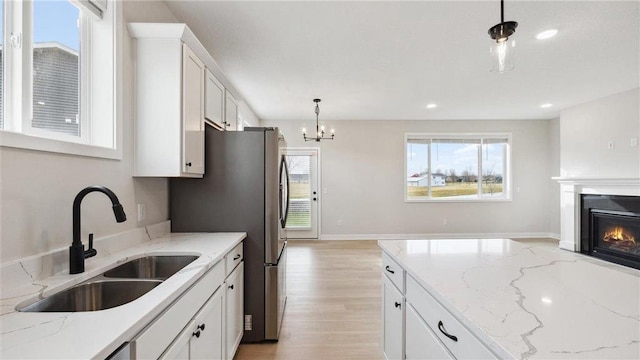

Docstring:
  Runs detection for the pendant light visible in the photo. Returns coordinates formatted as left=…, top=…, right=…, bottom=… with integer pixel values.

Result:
left=302, top=99, right=335, bottom=142
left=488, top=0, right=518, bottom=73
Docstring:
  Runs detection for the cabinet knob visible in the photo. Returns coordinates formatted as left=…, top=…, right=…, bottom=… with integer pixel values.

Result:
left=197, top=323, right=206, bottom=331
left=185, top=162, right=192, bottom=167
left=192, top=330, right=201, bottom=338
left=394, top=301, right=401, bottom=309
left=229, top=284, right=234, bottom=290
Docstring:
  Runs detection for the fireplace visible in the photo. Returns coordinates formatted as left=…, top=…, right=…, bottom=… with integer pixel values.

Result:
left=581, top=195, right=640, bottom=269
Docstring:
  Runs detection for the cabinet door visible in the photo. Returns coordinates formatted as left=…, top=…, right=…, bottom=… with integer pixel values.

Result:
left=190, top=288, right=224, bottom=360
left=224, top=90, right=238, bottom=131
left=182, top=43, right=205, bottom=175
left=383, top=275, right=404, bottom=360
left=160, top=320, right=194, bottom=360
left=406, top=304, right=454, bottom=360
left=205, top=69, right=225, bottom=129
left=225, top=262, right=244, bottom=359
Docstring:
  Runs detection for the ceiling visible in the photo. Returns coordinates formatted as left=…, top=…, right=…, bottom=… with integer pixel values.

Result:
left=164, top=1, right=639, bottom=122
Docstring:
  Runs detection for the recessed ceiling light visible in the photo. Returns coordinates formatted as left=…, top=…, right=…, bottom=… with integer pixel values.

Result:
left=540, top=103, right=553, bottom=108
left=426, top=103, right=437, bottom=109
left=536, top=29, right=558, bottom=40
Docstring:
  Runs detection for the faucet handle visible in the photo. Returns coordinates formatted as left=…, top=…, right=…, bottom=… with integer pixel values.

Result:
left=84, top=233, right=97, bottom=259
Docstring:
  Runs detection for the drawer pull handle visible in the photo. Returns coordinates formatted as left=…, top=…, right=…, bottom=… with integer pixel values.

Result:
left=437, top=321, right=458, bottom=342
left=385, top=265, right=395, bottom=274
left=394, top=301, right=401, bottom=309
left=192, top=330, right=201, bottom=338
left=233, top=254, right=241, bottom=260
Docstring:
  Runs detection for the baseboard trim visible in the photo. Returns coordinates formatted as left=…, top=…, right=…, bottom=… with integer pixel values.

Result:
left=316, top=232, right=558, bottom=241
left=549, top=233, right=561, bottom=240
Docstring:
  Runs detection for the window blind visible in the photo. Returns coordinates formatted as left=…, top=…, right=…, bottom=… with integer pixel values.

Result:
left=71, top=0, right=107, bottom=20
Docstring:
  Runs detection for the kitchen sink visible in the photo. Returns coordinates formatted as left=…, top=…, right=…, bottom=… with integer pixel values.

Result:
left=18, top=280, right=162, bottom=312
left=103, top=255, right=199, bottom=280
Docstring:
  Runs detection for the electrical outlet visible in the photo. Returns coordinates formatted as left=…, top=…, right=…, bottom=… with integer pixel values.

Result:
left=137, top=203, right=146, bottom=222
left=244, top=315, right=252, bottom=330
left=337, top=219, right=343, bottom=226
left=607, top=141, right=614, bottom=150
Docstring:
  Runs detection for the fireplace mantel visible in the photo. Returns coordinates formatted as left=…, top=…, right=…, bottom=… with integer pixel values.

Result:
left=553, top=177, right=640, bottom=251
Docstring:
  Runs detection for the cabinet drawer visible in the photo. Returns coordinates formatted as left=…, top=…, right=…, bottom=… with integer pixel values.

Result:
left=382, top=252, right=404, bottom=292
left=406, top=304, right=454, bottom=360
left=135, top=260, right=225, bottom=359
left=406, top=275, right=496, bottom=360
left=225, top=242, right=243, bottom=276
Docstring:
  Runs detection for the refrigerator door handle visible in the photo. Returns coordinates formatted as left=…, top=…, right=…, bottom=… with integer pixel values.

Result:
left=279, top=155, right=290, bottom=228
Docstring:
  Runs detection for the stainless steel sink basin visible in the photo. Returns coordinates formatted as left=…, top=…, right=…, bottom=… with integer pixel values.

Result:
left=18, top=280, right=161, bottom=312
left=103, top=255, right=199, bottom=280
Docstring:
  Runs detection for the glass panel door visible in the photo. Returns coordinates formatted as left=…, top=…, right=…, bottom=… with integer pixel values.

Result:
left=284, top=149, right=319, bottom=239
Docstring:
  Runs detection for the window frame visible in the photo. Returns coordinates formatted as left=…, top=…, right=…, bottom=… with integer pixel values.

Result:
left=404, top=132, right=512, bottom=203
left=0, top=0, right=122, bottom=160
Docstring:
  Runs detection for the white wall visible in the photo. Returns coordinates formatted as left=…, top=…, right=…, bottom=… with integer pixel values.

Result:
left=0, top=1, right=179, bottom=263
left=265, top=119, right=553, bottom=238
left=560, top=88, right=640, bottom=178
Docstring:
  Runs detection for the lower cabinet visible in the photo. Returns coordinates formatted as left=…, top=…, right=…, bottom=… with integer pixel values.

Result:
left=405, top=304, right=453, bottom=360
left=382, top=274, right=404, bottom=360
left=381, top=250, right=497, bottom=360
left=133, top=242, right=244, bottom=360
left=225, top=262, right=244, bottom=359
left=162, top=288, right=224, bottom=359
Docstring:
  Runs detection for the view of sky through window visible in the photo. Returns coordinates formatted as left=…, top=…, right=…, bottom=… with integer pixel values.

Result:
left=34, top=0, right=79, bottom=51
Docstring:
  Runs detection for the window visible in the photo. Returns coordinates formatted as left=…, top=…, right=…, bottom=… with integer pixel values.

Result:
left=0, top=0, right=121, bottom=159
left=405, top=133, right=511, bottom=201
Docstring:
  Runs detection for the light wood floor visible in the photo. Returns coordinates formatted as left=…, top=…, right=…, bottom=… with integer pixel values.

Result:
left=234, top=240, right=382, bottom=360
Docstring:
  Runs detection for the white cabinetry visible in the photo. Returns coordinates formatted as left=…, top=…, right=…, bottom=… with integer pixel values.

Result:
left=162, top=288, right=224, bottom=360
left=224, top=242, right=244, bottom=358
left=405, top=304, right=453, bottom=360
left=382, top=253, right=405, bottom=360
left=225, top=262, right=244, bottom=359
left=129, top=23, right=205, bottom=177
left=133, top=241, right=244, bottom=360
left=380, top=250, right=497, bottom=360
left=383, top=275, right=404, bottom=360
left=205, top=69, right=225, bottom=130
left=224, top=91, right=238, bottom=131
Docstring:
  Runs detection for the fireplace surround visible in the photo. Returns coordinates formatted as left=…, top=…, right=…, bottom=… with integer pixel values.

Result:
left=581, top=194, right=640, bottom=269
left=554, top=177, right=640, bottom=268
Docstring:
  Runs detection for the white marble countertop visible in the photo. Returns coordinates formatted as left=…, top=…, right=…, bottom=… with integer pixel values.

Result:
left=0, top=232, right=245, bottom=359
left=378, top=239, right=640, bottom=359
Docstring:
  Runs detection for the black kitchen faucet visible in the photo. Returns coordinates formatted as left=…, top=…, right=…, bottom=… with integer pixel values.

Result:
left=69, top=186, right=127, bottom=274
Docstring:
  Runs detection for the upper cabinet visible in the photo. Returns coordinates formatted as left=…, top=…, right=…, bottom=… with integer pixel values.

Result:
left=224, top=90, right=239, bottom=131
left=205, top=69, right=225, bottom=130
left=129, top=23, right=249, bottom=177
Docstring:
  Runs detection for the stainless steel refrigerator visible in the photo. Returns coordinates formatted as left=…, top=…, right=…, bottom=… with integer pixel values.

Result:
left=170, top=125, right=290, bottom=342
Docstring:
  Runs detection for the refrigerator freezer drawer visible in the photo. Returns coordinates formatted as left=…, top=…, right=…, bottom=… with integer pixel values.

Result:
left=264, top=244, right=287, bottom=340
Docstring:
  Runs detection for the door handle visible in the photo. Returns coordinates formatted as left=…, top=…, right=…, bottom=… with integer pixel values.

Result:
left=313, top=197, right=317, bottom=201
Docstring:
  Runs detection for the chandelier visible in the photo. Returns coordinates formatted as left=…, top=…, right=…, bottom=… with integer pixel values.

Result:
left=488, top=0, right=518, bottom=73
left=302, top=99, right=334, bottom=142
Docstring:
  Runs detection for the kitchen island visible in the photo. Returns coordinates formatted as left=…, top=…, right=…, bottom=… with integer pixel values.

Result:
left=1, top=229, right=245, bottom=359
left=378, top=239, right=640, bottom=359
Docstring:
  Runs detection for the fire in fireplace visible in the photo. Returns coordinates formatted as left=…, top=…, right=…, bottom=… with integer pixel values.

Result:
left=581, top=195, right=640, bottom=270
left=602, top=227, right=636, bottom=251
